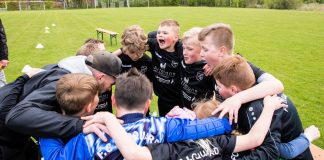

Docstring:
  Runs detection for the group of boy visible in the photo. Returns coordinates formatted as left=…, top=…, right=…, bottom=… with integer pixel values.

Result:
left=0, top=18, right=320, bottom=160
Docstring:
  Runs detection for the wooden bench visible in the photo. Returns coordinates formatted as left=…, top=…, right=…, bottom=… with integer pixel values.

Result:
left=310, top=144, right=324, bottom=160
left=96, top=28, right=118, bottom=45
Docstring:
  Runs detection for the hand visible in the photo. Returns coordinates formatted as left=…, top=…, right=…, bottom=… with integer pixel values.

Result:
left=212, top=96, right=242, bottom=125
left=83, top=123, right=109, bottom=142
left=203, top=64, right=215, bottom=76
left=304, top=125, right=320, bottom=142
left=25, top=68, right=45, bottom=78
left=0, top=60, right=9, bottom=69
left=263, top=95, right=287, bottom=110
left=166, top=106, right=196, bottom=120
left=82, top=112, right=122, bottom=128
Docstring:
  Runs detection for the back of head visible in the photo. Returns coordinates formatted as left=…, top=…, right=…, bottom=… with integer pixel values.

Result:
left=56, top=73, right=99, bottom=115
left=193, top=97, right=220, bottom=119
left=76, top=43, right=100, bottom=56
left=198, top=23, right=234, bottom=55
left=159, top=19, right=180, bottom=35
left=115, top=68, right=153, bottom=110
left=182, top=27, right=202, bottom=45
left=213, top=55, right=255, bottom=91
left=84, top=38, right=104, bottom=45
left=121, top=25, right=148, bottom=57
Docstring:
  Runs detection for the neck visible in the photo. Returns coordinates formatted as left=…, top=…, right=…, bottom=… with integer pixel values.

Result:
left=116, top=106, right=144, bottom=117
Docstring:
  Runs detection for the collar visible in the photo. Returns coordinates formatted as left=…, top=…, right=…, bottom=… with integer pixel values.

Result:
left=117, top=113, right=144, bottom=124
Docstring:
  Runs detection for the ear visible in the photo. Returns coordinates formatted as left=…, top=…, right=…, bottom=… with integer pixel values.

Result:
left=143, top=99, right=151, bottom=115
left=230, top=85, right=240, bottom=94
left=85, top=103, right=92, bottom=113
left=218, top=46, right=227, bottom=57
left=95, top=73, right=104, bottom=81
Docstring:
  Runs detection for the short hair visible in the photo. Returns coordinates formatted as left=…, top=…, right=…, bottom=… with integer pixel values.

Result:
left=115, top=68, right=153, bottom=110
left=84, top=38, right=104, bottom=45
left=56, top=73, right=99, bottom=115
left=193, top=97, right=220, bottom=118
left=159, top=19, right=180, bottom=34
left=76, top=43, right=101, bottom=56
left=213, top=56, right=255, bottom=91
left=121, top=25, right=148, bottom=57
left=198, top=23, right=234, bottom=55
left=182, top=27, right=202, bottom=45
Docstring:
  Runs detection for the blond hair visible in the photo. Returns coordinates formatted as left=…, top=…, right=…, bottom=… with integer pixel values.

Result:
left=159, top=19, right=180, bottom=34
left=182, top=27, right=202, bottom=45
left=76, top=43, right=101, bottom=56
left=121, top=25, right=148, bottom=58
left=193, top=96, right=220, bottom=118
left=56, top=73, right=99, bottom=115
left=213, top=55, right=255, bottom=91
left=198, top=23, right=234, bottom=55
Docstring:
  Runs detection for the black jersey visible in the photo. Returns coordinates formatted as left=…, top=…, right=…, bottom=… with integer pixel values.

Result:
left=147, top=135, right=236, bottom=160
left=214, top=62, right=265, bottom=102
left=148, top=37, right=182, bottom=104
left=180, top=60, right=215, bottom=108
left=118, top=53, right=153, bottom=82
left=95, top=91, right=112, bottom=112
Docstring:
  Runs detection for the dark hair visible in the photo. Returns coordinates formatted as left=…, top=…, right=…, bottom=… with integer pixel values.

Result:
left=84, top=38, right=104, bottom=44
left=115, top=68, right=153, bottom=110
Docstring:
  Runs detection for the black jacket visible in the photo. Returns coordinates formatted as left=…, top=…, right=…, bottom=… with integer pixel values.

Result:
left=2, top=65, right=83, bottom=147
left=0, top=19, right=8, bottom=60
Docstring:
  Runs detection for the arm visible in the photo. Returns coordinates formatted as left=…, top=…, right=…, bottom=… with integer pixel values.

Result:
left=40, top=134, right=92, bottom=160
left=278, top=133, right=310, bottom=159
left=112, top=48, right=122, bottom=56
left=233, top=95, right=285, bottom=153
left=166, top=117, right=232, bottom=142
left=0, top=19, right=9, bottom=68
left=5, top=77, right=83, bottom=139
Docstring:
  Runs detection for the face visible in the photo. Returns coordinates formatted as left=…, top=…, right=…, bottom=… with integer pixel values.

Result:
left=157, top=26, right=178, bottom=52
left=97, top=74, right=116, bottom=94
left=216, top=80, right=235, bottom=99
left=183, top=41, right=202, bottom=64
left=124, top=50, right=143, bottom=61
left=87, top=92, right=100, bottom=115
left=200, top=35, right=224, bottom=68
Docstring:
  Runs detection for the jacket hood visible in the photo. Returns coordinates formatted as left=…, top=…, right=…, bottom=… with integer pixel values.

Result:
left=58, top=56, right=92, bottom=75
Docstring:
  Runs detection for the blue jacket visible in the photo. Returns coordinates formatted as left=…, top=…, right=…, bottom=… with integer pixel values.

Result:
left=40, top=113, right=231, bottom=160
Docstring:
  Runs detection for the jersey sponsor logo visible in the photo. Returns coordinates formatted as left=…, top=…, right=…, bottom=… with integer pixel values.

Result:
left=183, top=77, right=189, bottom=84
left=156, top=76, right=174, bottom=84
left=230, top=152, right=240, bottom=160
left=196, top=71, right=204, bottom=81
left=122, top=64, right=132, bottom=68
left=171, top=60, right=179, bottom=68
left=160, top=62, right=167, bottom=69
left=153, top=66, right=176, bottom=79
left=179, top=146, right=220, bottom=160
left=140, top=66, right=148, bottom=73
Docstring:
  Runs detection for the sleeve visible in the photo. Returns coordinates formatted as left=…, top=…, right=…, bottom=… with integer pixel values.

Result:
left=238, top=101, right=282, bottom=159
left=213, top=135, right=237, bottom=155
left=146, top=143, right=172, bottom=160
left=40, top=134, right=92, bottom=160
left=165, top=117, right=232, bottom=142
left=5, top=80, right=84, bottom=139
left=0, top=19, right=8, bottom=60
left=278, top=133, right=310, bottom=159
left=0, top=74, right=29, bottom=116
left=247, top=62, right=265, bottom=81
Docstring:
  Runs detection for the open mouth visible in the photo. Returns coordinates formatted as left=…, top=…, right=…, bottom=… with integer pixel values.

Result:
left=158, top=39, right=165, bottom=45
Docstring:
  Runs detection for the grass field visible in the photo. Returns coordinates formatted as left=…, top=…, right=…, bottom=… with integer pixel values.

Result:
left=0, top=7, right=323, bottom=148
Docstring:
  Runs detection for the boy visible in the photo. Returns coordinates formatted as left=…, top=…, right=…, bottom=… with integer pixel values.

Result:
left=84, top=38, right=106, bottom=51
left=180, top=27, right=215, bottom=108
left=213, top=56, right=314, bottom=159
left=147, top=19, right=183, bottom=116
left=41, top=68, right=232, bottom=160
left=198, top=23, right=284, bottom=124
left=76, top=43, right=101, bottom=56
left=112, top=25, right=153, bottom=82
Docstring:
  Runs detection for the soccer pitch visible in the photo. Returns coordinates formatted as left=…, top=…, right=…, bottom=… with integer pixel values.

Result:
left=1, top=7, right=323, bottom=147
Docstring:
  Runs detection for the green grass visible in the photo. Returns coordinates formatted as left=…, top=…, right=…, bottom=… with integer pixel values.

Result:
left=1, top=7, right=323, bottom=148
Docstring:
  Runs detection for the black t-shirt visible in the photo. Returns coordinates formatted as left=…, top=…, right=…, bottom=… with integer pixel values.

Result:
left=180, top=60, right=215, bottom=108
left=214, top=62, right=265, bottom=102
left=148, top=37, right=182, bottom=104
left=118, top=52, right=153, bottom=82
left=95, top=91, right=112, bottom=112
left=147, top=135, right=236, bottom=160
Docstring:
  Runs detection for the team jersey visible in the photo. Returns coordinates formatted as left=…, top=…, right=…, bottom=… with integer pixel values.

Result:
left=179, top=59, right=215, bottom=108
left=96, top=91, right=112, bottom=112
left=118, top=53, right=153, bottom=82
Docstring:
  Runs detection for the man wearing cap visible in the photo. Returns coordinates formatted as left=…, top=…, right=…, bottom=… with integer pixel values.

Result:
left=0, top=51, right=121, bottom=160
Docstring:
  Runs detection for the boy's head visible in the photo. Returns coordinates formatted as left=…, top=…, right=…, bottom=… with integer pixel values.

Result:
left=193, top=96, right=220, bottom=118
left=113, top=68, right=153, bottom=114
left=198, top=23, right=234, bottom=68
left=157, top=19, right=180, bottom=52
left=121, top=25, right=148, bottom=61
left=182, top=27, right=202, bottom=64
left=84, top=38, right=106, bottom=51
left=76, top=43, right=101, bottom=56
left=213, top=56, right=255, bottom=99
left=56, top=73, right=99, bottom=116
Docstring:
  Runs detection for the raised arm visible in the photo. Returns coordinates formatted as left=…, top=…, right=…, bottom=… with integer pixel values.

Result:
left=112, top=48, right=122, bottom=56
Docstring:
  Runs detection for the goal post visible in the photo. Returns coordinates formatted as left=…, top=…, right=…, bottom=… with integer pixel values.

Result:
left=18, top=1, right=46, bottom=11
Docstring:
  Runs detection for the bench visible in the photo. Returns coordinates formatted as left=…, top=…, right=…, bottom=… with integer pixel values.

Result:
left=96, top=28, right=118, bottom=45
left=310, top=144, right=324, bottom=160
